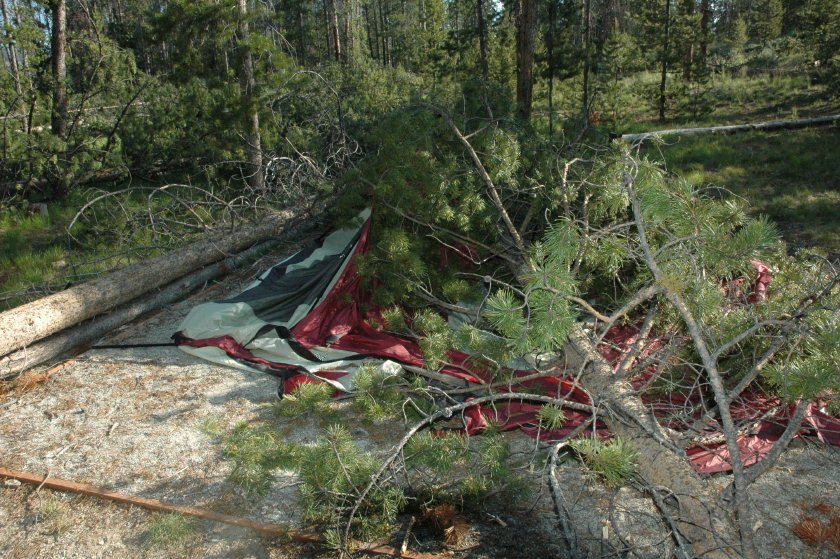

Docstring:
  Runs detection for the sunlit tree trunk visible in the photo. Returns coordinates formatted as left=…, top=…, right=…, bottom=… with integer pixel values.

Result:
left=11, top=0, right=28, bottom=74
left=236, top=0, right=264, bottom=190
left=326, top=0, right=342, bottom=62
left=344, top=0, right=354, bottom=64
left=1, top=0, right=22, bottom=96
left=50, top=0, right=67, bottom=139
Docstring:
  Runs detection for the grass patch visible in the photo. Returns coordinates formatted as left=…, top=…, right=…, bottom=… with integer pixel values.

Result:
left=655, top=126, right=840, bottom=256
left=35, top=495, right=73, bottom=535
left=198, top=416, right=224, bottom=438
left=144, top=513, right=199, bottom=550
left=0, top=180, right=218, bottom=310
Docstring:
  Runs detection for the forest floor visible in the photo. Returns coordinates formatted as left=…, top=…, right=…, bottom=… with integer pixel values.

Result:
left=2, top=242, right=840, bottom=559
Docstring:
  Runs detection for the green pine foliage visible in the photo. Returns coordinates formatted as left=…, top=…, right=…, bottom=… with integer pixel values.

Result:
left=764, top=313, right=840, bottom=401
left=570, top=437, right=639, bottom=487
left=412, top=308, right=456, bottom=370
left=537, top=404, right=567, bottom=432
left=352, top=363, right=417, bottom=422
left=276, top=382, right=336, bottom=420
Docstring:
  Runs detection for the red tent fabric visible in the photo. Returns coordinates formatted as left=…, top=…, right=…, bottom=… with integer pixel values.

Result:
left=179, top=213, right=840, bottom=474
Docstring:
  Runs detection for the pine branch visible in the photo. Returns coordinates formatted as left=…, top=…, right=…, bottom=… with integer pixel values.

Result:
left=624, top=157, right=758, bottom=559
left=414, top=103, right=531, bottom=265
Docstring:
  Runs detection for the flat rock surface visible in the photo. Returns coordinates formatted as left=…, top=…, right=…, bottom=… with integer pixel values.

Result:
left=2, top=247, right=840, bottom=558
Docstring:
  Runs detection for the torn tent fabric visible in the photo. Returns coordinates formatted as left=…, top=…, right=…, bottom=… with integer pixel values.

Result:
left=175, top=210, right=840, bottom=475
left=175, top=209, right=604, bottom=437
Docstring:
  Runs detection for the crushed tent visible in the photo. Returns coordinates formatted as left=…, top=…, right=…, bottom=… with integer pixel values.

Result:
left=175, top=210, right=840, bottom=474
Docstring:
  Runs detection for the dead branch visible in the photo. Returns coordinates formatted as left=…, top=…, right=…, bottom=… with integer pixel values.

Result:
left=0, top=467, right=444, bottom=559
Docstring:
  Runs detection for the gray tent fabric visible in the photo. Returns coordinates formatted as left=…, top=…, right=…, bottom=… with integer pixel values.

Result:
left=176, top=209, right=382, bottom=390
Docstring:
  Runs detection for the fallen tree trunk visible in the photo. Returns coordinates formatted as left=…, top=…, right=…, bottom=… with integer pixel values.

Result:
left=615, top=113, right=840, bottom=143
left=0, top=221, right=316, bottom=378
left=565, top=329, right=728, bottom=559
left=0, top=207, right=316, bottom=358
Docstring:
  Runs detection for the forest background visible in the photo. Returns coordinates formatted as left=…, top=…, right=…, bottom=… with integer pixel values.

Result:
left=1, top=0, right=838, bottom=301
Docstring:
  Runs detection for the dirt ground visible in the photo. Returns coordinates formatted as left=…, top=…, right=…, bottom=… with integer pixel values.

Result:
left=2, top=248, right=840, bottom=559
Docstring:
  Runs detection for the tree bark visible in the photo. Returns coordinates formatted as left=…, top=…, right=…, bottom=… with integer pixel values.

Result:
left=515, top=0, right=536, bottom=119
left=326, top=0, right=342, bottom=62
left=297, top=0, right=307, bottom=66
left=476, top=0, right=489, bottom=80
left=581, top=0, right=591, bottom=117
left=343, top=0, right=353, bottom=64
left=11, top=0, right=29, bottom=75
left=547, top=0, right=556, bottom=137
left=378, top=0, right=389, bottom=66
left=236, top=0, right=264, bottom=191
left=699, top=0, right=710, bottom=66
left=564, top=330, right=729, bottom=558
left=682, top=0, right=695, bottom=80
left=363, top=4, right=377, bottom=61
left=0, top=227, right=320, bottom=377
left=50, top=0, right=67, bottom=139
left=0, top=0, right=22, bottom=96
left=0, top=209, right=310, bottom=358
left=658, top=0, right=671, bottom=121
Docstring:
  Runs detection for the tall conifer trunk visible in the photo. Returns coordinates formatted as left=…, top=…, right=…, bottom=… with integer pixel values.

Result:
left=547, top=0, right=556, bottom=137
left=515, top=0, right=536, bottom=119
left=326, top=0, right=342, bottom=62
left=11, top=0, right=29, bottom=75
left=343, top=0, right=354, bottom=64
left=699, top=0, right=710, bottom=67
left=297, top=1, right=307, bottom=66
left=50, top=0, right=67, bottom=139
left=1, top=0, right=22, bottom=96
left=582, top=0, right=591, bottom=117
left=236, top=0, right=264, bottom=191
left=658, top=0, right=671, bottom=121
left=682, top=0, right=695, bottom=80
left=476, top=0, right=489, bottom=80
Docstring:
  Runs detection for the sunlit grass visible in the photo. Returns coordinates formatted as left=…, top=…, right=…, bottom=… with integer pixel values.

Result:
left=0, top=182, right=214, bottom=310
left=660, top=127, right=840, bottom=256
left=144, top=513, right=199, bottom=549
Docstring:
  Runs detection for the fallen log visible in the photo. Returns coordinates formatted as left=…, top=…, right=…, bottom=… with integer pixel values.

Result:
left=564, top=329, right=727, bottom=559
left=0, top=206, right=316, bottom=358
left=0, top=467, right=442, bottom=559
left=615, top=113, right=840, bottom=143
left=0, top=224, right=315, bottom=378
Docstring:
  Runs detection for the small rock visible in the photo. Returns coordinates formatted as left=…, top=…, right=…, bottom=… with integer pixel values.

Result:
left=4, top=479, right=21, bottom=487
